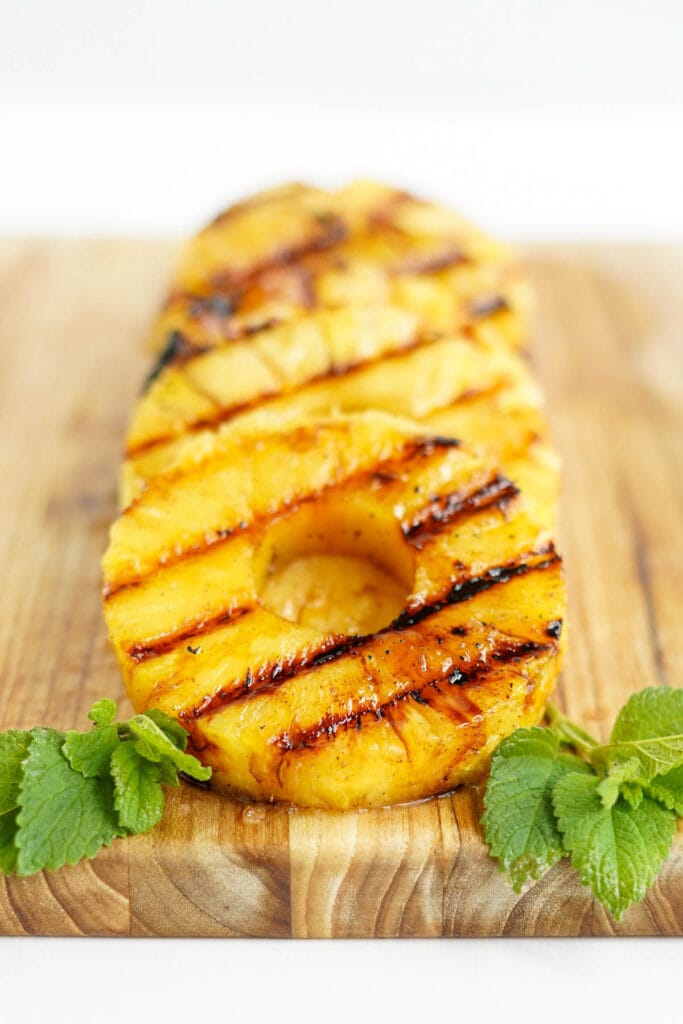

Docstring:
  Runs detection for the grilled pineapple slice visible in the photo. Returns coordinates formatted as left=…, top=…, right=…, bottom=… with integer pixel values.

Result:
left=151, top=180, right=529, bottom=356
left=122, top=305, right=557, bottom=527
left=103, top=413, right=564, bottom=809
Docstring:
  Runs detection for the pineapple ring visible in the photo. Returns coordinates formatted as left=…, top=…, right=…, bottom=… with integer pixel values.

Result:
left=104, top=412, right=564, bottom=809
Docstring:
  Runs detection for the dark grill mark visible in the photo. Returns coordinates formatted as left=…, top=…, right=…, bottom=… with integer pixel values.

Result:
left=142, top=305, right=280, bottom=385
left=180, top=633, right=352, bottom=724
left=309, top=636, right=367, bottom=666
left=546, top=619, right=563, bottom=640
left=143, top=331, right=193, bottom=392
left=415, top=435, right=461, bottom=450
left=403, top=475, right=518, bottom=547
left=126, top=604, right=255, bottom=663
left=393, top=248, right=465, bottom=276
left=412, top=380, right=509, bottom=426
left=469, top=295, right=509, bottom=319
left=181, top=548, right=560, bottom=723
left=390, top=546, right=559, bottom=631
left=165, top=311, right=285, bottom=359
left=188, top=294, right=235, bottom=319
left=447, top=667, right=468, bottom=685
left=199, top=199, right=348, bottom=270
left=270, top=637, right=553, bottom=754
left=207, top=216, right=348, bottom=291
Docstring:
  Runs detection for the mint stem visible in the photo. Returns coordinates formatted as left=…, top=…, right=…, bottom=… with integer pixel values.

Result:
left=545, top=701, right=600, bottom=756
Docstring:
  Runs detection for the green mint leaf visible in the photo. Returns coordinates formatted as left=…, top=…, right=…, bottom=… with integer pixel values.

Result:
left=611, top=687, right=683, bottom=743
left=110, top=743, right=165, bottom=833
left=620, top=782, right=644, bottom=810
left=0, top=731, right=32, bottom=875
left=144, top=709, right=189, bottom=751
left=596, top=758, right=644, bottom=809
left=88, top=698, right=117, bottom=727
left=15, top=729, right=123, bottom=876
left=553, top=771, right=676, bottom=921
left=156, top=757, right=181, bottom=787
left=482, top=727, right=592, bottom=890
left=645, top=763, right=683, bottom=816
left=63, top=725, right=120, bottom=779
left=128, top=715, right=211, bottom=782
left=596, top=775, right=620, bottom=810
left=594, top=686, right=683, bottom=780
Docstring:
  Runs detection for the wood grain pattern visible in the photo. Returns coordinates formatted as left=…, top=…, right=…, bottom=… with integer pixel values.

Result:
left=0, top=239, right=681, bottom=937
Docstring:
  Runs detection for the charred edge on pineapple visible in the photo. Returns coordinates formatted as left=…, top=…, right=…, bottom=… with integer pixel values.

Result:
left=179, top=548, right=560, bottom=724
left=106, top=435, right=467, bottom=597
left=273, top=638, right=554, bottom=753
left=143, top=331, right=194, bottom=392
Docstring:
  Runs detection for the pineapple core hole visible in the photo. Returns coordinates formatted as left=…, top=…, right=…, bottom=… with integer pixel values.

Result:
left=254, top=498, right=415, bottom=637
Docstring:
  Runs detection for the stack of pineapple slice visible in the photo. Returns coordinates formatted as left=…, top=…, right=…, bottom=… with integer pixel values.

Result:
left=104, top=182, right=565, bottom=809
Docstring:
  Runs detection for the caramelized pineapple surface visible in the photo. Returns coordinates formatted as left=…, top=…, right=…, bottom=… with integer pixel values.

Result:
left=123, top=306, right=557, bottom=528
left=151, top=180, right=529, bottom=354
left=121, top=181, right=550, bottom=523
left=104, top=413, right=565, bottom=809
left=106, top=180, right=565, bottom=808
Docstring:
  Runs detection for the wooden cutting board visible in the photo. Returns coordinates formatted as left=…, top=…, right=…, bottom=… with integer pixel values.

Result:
left=0, top=240, right=681, bottom=938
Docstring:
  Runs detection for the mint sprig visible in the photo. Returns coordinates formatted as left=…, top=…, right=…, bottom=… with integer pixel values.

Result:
left=483, top=686, right=683, bottom=920
left=481, top=728, right=592, bottom=890
left=0, top=699, right=211, bottom=878
left=553, top=773, right=676, bottom=920
left=0, top=731, right=32, bottom=874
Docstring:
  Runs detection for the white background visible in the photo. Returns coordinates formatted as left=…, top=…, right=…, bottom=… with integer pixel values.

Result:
left=2, top=2, right=682, bottom=1021
left=2, top=0, right=683, bottom=239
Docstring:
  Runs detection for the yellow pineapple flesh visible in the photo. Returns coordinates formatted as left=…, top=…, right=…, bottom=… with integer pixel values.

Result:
left=123, top=181, right=542, bottom=517
left=105, top=180, right=565, bottom=809
left=104, top=413, right=565, bottom=809
left=151, top=179, right=529, bottom=355
left=122, top=304, right=557, bottom=529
